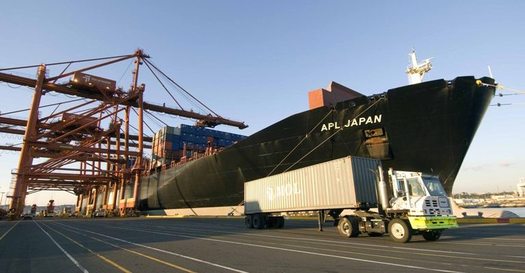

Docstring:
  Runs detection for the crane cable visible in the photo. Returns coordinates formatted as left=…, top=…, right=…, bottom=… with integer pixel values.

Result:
left=144, top=109, right=169, bottom=127
left=0, top=98, right=86, bottom=116
left=144, top=59, right=206, bottom=114
left=0, top=54, right=134, bottom=71
left=143, top=59, right=221, bottom=117
left=130, top=107, right=155, bottom=137
left=142, top=60, right=184, bottom=110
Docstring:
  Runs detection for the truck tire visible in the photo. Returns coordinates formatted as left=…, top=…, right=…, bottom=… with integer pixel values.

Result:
left=252, top=214, right=266, bottom=229
left=422, top=230, right=442, bottom=241
left=337, top=216, right=359, bottom=238
left=388, top=218, right=412, bottom=243
left=244, top=215, right=253, bottom=229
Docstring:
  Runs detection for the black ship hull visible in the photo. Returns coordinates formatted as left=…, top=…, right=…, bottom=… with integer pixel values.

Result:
left=139, top=76, right=495, bottom=210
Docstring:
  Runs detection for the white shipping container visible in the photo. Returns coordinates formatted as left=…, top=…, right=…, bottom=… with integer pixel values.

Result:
left=244, top=156, right=380, bottom=214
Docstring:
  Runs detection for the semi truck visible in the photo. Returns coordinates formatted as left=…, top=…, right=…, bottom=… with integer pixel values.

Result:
left=244, top=156, right=457, bottom=243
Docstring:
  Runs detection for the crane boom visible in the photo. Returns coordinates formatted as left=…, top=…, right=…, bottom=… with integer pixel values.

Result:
left=0, top=71, right=247, bottom=129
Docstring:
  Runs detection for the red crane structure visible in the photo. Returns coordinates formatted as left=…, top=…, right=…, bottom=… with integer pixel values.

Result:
left=0, top=50, right=247, bottom=218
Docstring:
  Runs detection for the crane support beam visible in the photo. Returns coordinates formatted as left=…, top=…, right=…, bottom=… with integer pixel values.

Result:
left=0, top=50, right=248, bottom=217
left=0, top=145, right=21, bottom=151
left=0, top=116, right=153, bottom=143
left=10, top=65, right=46, bottom=216
left=0, top=72, right=247, bottom=129
left=23, top=173, right=116, bottom=181
left=25, top=166, right=120, bottom=174
left=0, top=128, right=25, bottom=135
left=30, top=151, right=131, bottom=163
left=0, top=116, right=33, bottom=127
left=29, top=141, right=143, bottom=156
left=27, top=180, right=109, bottom=186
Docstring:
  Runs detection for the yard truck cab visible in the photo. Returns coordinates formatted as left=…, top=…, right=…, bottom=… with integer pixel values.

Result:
left=380, top=169, right=458, bottom=242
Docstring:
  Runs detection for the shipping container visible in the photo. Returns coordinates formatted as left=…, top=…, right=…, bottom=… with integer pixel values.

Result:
left=61, top=113, right=99, bottom=129
left=166, top=134, right=180, bottom=143
left=150, top=124, right=246, bottom=166
left=244, top=156, right=380, bottom=214
left=71, top=72, right=116, bottom=92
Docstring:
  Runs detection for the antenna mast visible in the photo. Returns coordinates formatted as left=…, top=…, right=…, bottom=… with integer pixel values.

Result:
left=406, top=50, right=432, bottom=84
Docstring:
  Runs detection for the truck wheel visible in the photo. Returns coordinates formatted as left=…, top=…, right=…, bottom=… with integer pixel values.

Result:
left=388, top=219, right=412, bottom=243
left=244, top=215, right=253, bottom=229
left=337, top=216, right=359, bottom=238
left=422, top=230, right=442, bottom=241
left=252, top=214, right=266, bottom=229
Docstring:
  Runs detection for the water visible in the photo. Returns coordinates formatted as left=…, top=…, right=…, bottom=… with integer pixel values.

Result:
left=459, top=207, right=525, bottom=218
left=505, top=207, right=525, bottom=217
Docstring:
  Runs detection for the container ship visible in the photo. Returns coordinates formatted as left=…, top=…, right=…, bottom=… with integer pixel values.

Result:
left=138, top=75, right=496, bottom=212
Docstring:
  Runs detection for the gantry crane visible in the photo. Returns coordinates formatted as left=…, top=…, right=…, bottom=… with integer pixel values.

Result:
left=0, top=50, right=247, bottom=218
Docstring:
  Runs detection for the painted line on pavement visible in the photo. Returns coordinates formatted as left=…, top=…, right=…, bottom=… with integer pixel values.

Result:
left=482, top=237, right=525, bottom=242
left=41, top=222, right=131, bottom=273
left=111, top=225, right=464, bottom=273
left=484, top=266, right=525, bottom=272
left=142, top=221, right=475, bottom=255
left=55, top=222, right=250, bottom=273
left=160, top=225, right=525, bottom=265
left=89, top=236, right=196, bottom=273
left=0, top=220, right=20, bottom=241
left=112, top=220, right=525, bottom=266
left=164, top=223, right=525, bottom=261
left=439, top=241, right=525, bottom=248
left=34, top=221, right=89, bottom=273
left=54, top=222, right=196, bottom=273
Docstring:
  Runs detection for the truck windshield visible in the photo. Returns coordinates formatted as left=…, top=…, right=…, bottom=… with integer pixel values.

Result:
left=407, top=177, right=426, bottom=197
left=422, top=176, right=447, bottom=196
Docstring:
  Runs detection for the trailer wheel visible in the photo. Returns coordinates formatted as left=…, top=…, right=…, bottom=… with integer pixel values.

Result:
left=277, top=217, right=285, bottom=228
left=337, top=216, right=359, bottom=238
left=422, top=230, right=442, bottom=241
left=252, top=214, right=266, bottom=229
left=244, top=215, right=253, bottom=229
left=388, top=219, right=412, bottom=243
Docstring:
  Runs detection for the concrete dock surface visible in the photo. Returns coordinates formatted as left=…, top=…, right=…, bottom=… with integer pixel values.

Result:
left=1, top=217, right=524, bottom=273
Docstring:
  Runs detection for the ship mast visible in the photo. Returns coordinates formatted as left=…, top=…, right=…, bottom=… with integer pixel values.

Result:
left=406, top=50, right=432, bottom=84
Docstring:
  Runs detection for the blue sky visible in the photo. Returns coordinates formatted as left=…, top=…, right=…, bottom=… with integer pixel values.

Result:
left=1, top=1, right=524, bottom=205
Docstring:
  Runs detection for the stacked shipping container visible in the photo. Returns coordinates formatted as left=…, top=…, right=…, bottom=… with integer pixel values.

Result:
left=151, top=124, right=246, bottom=168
